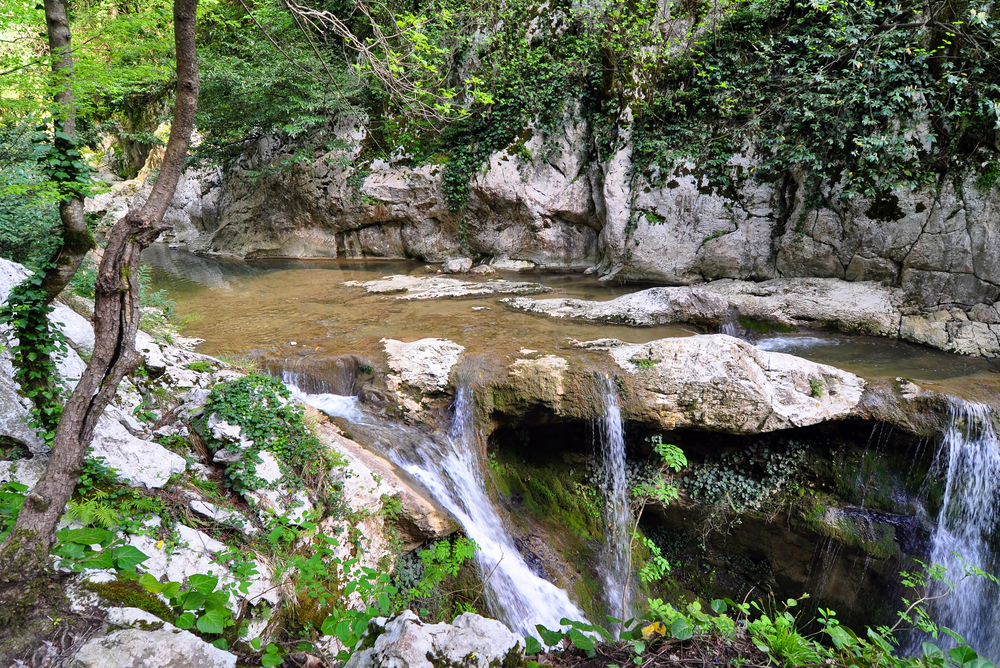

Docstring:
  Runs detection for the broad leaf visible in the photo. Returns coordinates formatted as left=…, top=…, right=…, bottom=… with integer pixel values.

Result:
left=196, top=607, right=230, bottom=635
left=111, top=545, right=149, bottom=570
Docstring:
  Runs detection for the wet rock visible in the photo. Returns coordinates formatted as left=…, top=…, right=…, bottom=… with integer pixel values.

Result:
left=382, top=338, right=464, bottom=394
left=343, top=610, right=523, bottom=668
left=442, top=257, right=473, bottom=274
left=66, top=625, right=237, bottom=668
left=507, top=355, right=570, bottom=410
left=346, top=274, right=550, bottom=300
left=701, top=278, right=903, bottom=337
left=503, top=287, right=729, bottom=327
left=312, top=413, right=458, bottom=548
left=604, top=334, right=866, bottom=433
left=470, top=264, right=495, bottom=275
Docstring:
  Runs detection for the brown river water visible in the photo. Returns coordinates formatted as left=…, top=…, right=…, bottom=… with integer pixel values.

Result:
left=142, top=244, right=1000, bottom=387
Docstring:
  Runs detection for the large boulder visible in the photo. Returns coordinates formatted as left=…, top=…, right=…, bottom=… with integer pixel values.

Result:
left=382, top=338, right=464, bottom=396
left=601, top=334, right=866, bottom=433
left=344, top=610, right=524, bottom=668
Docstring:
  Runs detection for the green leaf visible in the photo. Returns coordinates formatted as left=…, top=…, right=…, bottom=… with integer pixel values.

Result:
left=180, top=590, right=205, bottom=610
left=525, top=636, right=543, bottom=656
left=670, top=619, right=692, bottom=641
left=710, top=599, right=727, bottom=614
left=139, top=573, right=165, bottom=594
left=79, top=550, right=114, bottom=569
left=175, top=611, right=195, bottom=629
left=188, top=573, right=219, bottom=594
left=949, top=647, right=979, bottom=665
left=568, top=628, right=595, bottom=651
left=111, top=545, right=149, bottom=570
left=57, top=527, right=113, bottom=546
left=196, top=607, right=230, bottom=635
left=536, top=625, right=563, bottom=647
left=212, top=638, right=228, bottom=650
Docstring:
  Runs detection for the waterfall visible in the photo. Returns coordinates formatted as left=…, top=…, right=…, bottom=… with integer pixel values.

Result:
left=289, top=377, right=586, bottom=638
left=920, top=400, right=1000, bottom=660
left=595, top=375, right=633, bottom=623
left=391, top=385, right=587, bottom=638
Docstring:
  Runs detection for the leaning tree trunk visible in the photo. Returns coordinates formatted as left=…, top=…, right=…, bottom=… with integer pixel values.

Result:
left=39, top=0, right=94, bottom=303
left=0, top=0, right=199, bottom=581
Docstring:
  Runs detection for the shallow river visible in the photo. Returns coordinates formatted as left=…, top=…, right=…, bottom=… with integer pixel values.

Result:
left=143, top=244, right=1000, bottom=386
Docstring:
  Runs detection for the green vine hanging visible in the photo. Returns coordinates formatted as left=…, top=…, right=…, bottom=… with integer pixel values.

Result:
left=0, top=264, right=68, bottom=445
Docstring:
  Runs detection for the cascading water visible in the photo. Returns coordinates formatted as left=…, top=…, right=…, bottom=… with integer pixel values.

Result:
left=288, top=377, right=586, bottom=638
left=595, top=375, right=633, bottom=623
left=917, top=400, right=1000, bottom=660
left=391, top=385, right=586, bottom=637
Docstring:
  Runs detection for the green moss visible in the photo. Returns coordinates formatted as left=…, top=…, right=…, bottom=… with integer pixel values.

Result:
left=491, top=450, right=603, bottom=540
left=83, top=578, right=173, bottom=621
left=738, top=316, right=796, bottom=334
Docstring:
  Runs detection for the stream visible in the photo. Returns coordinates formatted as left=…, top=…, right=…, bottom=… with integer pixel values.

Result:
left=143, top=245, right=1000, bottom=654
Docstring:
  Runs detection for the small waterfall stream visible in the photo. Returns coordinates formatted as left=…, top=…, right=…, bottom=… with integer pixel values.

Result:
left=920, top=400, right=1000, bottom=660
left=289, top=379, right=585, bottom=637
left=595, top=376, right=633, bottom=623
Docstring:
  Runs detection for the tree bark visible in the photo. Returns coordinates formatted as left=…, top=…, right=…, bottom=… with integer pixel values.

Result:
left=39, top=0, right=94, bottom=303
left=0, top=0, right=199, bottom=582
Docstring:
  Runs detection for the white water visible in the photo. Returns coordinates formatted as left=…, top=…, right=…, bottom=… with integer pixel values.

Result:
left=286, top=381, right=367, bottom=423
left=392, top=386, right=587, bottom=637
left=919, top=400, right=1000, bottom=660
left=294, top=380, right=586, bottom=638
left=595, top=375, right=633, bottom=623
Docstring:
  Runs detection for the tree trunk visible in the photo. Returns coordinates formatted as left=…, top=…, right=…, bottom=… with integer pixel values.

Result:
left=39, top=0, right=94, bottom=303
left=0, top=0, right=199, bottom=583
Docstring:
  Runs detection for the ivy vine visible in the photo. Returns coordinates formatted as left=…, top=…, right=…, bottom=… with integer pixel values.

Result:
left=0, top=265, right=68, bottom=445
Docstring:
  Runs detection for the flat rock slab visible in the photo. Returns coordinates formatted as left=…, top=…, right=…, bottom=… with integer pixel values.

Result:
left=502, top=287, right=728, bottom=326
left=589, top=334, right=865, bottom=433
left=506, top=277, right=901, bottom=336
left=345, top=274, right=550, bottom=300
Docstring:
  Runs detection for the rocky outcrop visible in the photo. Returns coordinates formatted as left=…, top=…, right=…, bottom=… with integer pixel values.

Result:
left=586, top=335, right=866, bottom=433
left=312, top=412, right=458, bottom=550
left=382, top=337, right=464, bottom=403
left=133, top=105, right=1000, bottom=357
left=344, top=610, right=524, bottom=668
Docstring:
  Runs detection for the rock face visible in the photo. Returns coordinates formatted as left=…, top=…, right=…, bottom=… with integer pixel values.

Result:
left=149, top=110, right=1000, bottom=356
left=600, top=334, right=866, bottom=433
left=67, top=624, right=237, bottom=668
left=344, top=610, right=523, bottom=668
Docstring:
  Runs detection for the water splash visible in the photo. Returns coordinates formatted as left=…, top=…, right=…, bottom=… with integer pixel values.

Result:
left=918, top=400, right=1000, bottom=660
left=595, top=375, right=633, bottom=623
left=284, top=373, right=367, bottom=423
